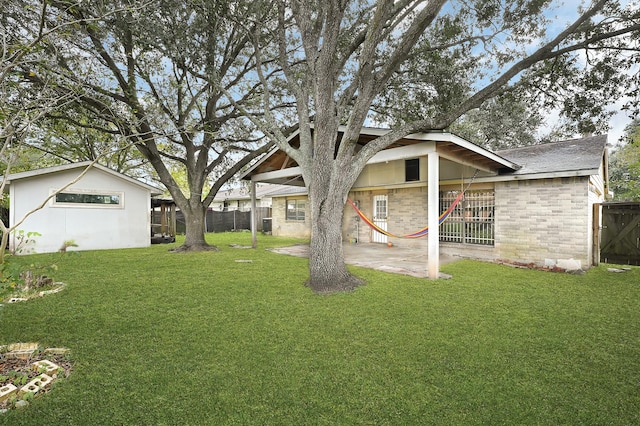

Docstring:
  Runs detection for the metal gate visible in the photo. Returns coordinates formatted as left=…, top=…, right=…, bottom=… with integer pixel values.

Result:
left=601, top=202, right=640, bottom=265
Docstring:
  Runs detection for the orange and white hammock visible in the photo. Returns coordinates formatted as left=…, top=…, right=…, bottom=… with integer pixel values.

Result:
left=347, top=192, right=464, bottom=239
left=347, top=170, right=478, bottom=239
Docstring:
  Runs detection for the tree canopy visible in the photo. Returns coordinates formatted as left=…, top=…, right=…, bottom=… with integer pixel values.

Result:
left=5, top=0, right=276, bottom=250
left=447, top=95, right=544, bottom=150
left=0, top=1, right=118, bottom=261
left=610, top=119, right=640, bottom=201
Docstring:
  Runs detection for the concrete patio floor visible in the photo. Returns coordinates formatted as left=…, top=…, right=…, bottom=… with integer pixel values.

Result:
left=270, top=242, right=457, bottom=278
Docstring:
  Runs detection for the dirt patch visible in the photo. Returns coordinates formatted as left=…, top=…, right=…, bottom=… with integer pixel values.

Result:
left=495, top=259, right=585, bottom=274
left=169, top=243, right=220, bottom=252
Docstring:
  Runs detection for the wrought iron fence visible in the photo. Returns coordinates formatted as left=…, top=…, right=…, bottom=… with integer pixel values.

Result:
left=439, top=190, right=495, bottom=245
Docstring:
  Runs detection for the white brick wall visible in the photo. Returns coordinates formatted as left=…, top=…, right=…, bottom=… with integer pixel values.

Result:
left=273, top=176, right=596, bottom=268
left=495, top=177, right=590, bottom=266
left=271, top=197, right=311, bottom=238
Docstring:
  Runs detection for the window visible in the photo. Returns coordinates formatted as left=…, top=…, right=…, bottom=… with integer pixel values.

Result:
left=405, top=158, right=420, bottom=182
left=439, top=190, right=494, bottom=245
left=286, top=198, right=306, bottom=221
left=53, top=190, right=123, bottom=208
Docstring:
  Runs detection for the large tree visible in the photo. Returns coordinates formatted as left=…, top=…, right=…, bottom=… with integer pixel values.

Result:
left=447, top=95, right=545, bottom=150
left=242, top=0, right=639, bottom=292
left=610, top=119, right=640, bottom=201
left=11, top=0, right=275, bottom=251
left=1, top=1, right=133, bottom=261
left=23, top=117, right=150, bottom=176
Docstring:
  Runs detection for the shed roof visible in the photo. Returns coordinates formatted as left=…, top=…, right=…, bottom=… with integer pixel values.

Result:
left=496, top=135, right=607, bottom=177
left=3, top=161, right=163, bottom=195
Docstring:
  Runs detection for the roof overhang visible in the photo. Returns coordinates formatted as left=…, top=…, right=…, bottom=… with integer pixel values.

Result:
left=241, top=126, right=520, bottom=185
left=3, top=161, right=164, bottom=195
left=444, top=168, right=601, bottom=185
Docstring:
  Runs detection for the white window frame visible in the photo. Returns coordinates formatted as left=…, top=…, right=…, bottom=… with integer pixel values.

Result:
left=286, top=198, right=306, bottom=221
left=50, top=188, right=125, bottom=209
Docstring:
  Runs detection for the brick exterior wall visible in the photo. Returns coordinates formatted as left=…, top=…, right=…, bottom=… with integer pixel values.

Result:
left=273, top=176, right=597, bottom=269
left=343, top=188, right=428, bottom=250
left=494, top=177, right=590, bottom=267
left=270, top=197, right=311, bottom=238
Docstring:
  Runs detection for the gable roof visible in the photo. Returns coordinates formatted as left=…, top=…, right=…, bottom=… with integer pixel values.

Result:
left=242, top=126, right=520, bottom=184
left=3, top=161, right=163, bottom=195
left=496, top=135, right=607, bottom=178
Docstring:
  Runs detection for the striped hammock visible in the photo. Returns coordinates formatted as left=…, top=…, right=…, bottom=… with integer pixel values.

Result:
left=347, top=191, right=465, bottom=239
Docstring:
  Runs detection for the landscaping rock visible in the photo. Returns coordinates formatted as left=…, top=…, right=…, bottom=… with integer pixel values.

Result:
left=7, top=342, right=39, bottom=352
left=32, top=360, right=61, bottom=376
left=1, top=345, right=72, bottom=412
left=556, top=258, right=582, bottom=272
left=607, top=267, right=631, bottom=273
left=5, top=343, right=39, bottom=360
left=14, top=400, right=29, bottom=409
left=0, top=384, right=17, bottom=402
left=19, top=373, right=53, bottom=396
left=44, top=347, right=70, bottom=355
left=38, top=283, right=66, bottom=297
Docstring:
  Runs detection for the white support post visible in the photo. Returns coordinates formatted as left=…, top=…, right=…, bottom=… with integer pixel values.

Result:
left=428, top=150, right=440, bottom=279
left=250, top=180, right=257, bottom=248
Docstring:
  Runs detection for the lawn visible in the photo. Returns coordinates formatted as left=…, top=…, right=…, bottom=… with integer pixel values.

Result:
left=1, top=233, right=639, bottom=425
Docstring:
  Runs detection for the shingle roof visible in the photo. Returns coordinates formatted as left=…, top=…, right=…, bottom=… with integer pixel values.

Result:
left=496, top=135, right=607, bottom=176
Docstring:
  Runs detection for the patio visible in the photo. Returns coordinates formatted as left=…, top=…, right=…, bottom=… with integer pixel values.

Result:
left=270, top=242, right=457, bottom=278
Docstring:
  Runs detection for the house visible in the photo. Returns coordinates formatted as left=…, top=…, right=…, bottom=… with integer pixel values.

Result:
left=3, top=161, right=163, bottom=254
left=210, top=183, right=287, bottom=212
left=242, top=127, right=609, bottom=275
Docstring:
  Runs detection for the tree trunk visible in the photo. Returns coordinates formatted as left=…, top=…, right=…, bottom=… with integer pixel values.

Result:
left=306, top=185, right=364, bottom=293
left=172, top=204, right=218, bottom=252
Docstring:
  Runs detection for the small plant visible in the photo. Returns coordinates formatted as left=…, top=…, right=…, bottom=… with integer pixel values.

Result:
left=55, top=367, right=65, bottom=378
left=21, top=391, right=35, bottom=403
left=9, top=371, right=29, bottom=387
left=59, top=240, right=78, bottom=253
left=10, top=231, right=41, bottom=256
left=1, top=259, right=58, bottom=296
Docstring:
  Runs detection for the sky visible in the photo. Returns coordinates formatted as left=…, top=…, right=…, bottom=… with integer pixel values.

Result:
left=605, top=108, right=633, bottom=147
left=549, top=0, right=637, bottom=147
left=437, top=0, right=637, bottom=148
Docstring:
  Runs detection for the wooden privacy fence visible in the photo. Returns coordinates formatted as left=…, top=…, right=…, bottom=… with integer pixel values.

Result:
left=600, top=202, right=640, bottom=265
left=176, top=207, right=272, bottom=234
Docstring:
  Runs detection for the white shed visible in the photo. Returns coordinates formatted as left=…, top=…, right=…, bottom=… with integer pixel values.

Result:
left=4, top=162, right=162, bottom=254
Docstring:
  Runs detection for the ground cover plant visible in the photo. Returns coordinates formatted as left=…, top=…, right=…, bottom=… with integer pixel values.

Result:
left=0, top=233, right=638, bottom=425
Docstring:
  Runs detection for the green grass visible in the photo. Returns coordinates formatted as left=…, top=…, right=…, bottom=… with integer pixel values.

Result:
left=1, top=233, right=639, bottom=425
